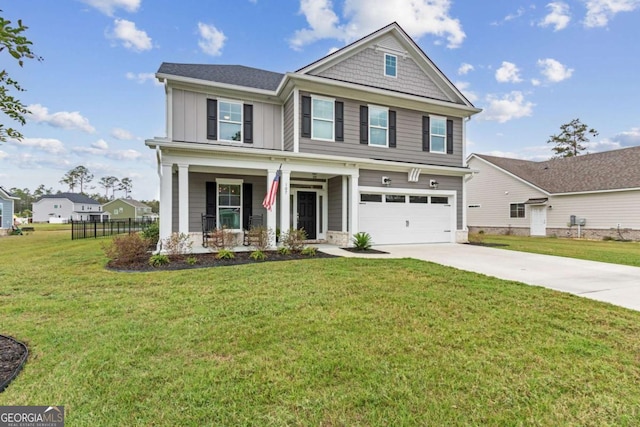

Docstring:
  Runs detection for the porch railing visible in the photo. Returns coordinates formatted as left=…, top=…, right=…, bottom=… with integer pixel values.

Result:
left=70, top=218, right=156, bottom=240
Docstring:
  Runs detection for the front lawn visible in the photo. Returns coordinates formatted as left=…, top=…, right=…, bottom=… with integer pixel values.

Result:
left=1, top=231, right=640, bottom=425
left=474, top=234, right=640, bottom=267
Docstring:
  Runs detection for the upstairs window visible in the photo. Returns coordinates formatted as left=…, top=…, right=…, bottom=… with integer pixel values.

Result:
left=219, top=101, right=242, bottom=142
left=312, top=97, right=334, bottom=141
left=430, top=116, right=446, bottom=153
left=369, top=106, right=389, bottom=147
left=384, top=54, right=397, bottom=77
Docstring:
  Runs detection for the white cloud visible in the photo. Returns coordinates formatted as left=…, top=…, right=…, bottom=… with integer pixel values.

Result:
left=27, top=104, right=96, bottom=133
left=125, top=72, right=162, bottom=85
left=111, top=19, right=152, bottom=52
left=108, top=149, right=142, bottom=161
left=92, top=139, right=110, bottom=150
left=479, top=91, right=534, bottom=123
left=610, top=127, right=640, bottom=147
left=72, top=139, right=142, bottom=161
left=491, top=6, right=531, bottom=25
left=458, top=63, right=474, bottom=75
left=584, top=0, right=640, bottom=28
left=8, top=137, right=66, bottom=154
left=198, top=23, right=226, bottom=56
left=537, top=58, right=573, bottom=82
left=327, top=46, right=340, bottom=55
left=495, top=61, right=523, bottom=83
left=111, top=128, right=134, bottom=140
left=0, top=150, right=8, bottom=160
left=539, top=2, right=571, bottom=31
left=453, top=81, right=478, bottom=103
left=531, top=78, right=541, bottom=86
left=290, top=0, right=466, bottom=50
left=80, top=0, right=140, bottom=16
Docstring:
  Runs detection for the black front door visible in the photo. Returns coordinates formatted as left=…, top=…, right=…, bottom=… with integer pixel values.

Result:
left=297, top=191, right=317, bottom=239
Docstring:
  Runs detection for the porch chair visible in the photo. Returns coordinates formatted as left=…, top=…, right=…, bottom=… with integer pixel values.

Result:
left=243, top=214, right=264, bottom=246
left=201, top=213, right=216, bottom=247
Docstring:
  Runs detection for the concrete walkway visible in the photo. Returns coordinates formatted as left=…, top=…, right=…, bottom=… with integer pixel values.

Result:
left=319, top=243, right=640, bottom=312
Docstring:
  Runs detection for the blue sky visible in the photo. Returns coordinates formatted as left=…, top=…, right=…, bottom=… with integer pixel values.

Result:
left=2, top=0, right=639, bottom=201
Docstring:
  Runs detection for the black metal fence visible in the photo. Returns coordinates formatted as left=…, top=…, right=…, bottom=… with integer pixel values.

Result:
left=71, top=219, right=156, bottom=240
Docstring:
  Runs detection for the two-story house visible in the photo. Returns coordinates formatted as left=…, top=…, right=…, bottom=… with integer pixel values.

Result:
left=32, top=193, right=109, bottom=223
left=102, top=198, right=159, bottom=222
left=146, top=23, right=481, bottom=247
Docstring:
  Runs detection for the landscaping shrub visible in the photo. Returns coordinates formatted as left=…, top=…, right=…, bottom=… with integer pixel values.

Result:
left=249, top=250, right=267, bottom=261
left=277, top=246, right=291, bottom=255
left=301, top=246, right=317, bottom=256
left=210, top=227, right=235, bottom=250
left=141, top=221, right=159, bottom=247
left=352, top=232, right=373, bottom=250
left=280, top=228, right=307, bottom=252
left=148, top=254, right=170, bottom=267
left=186, top=256, right=198, bottom=265
left=163, top=232, right=193, bottom=256
left=246, top=226, right=274, bottom=251
left=216, top=249, right=235, bottom=260
left=103, top=233, right=149, bottom=266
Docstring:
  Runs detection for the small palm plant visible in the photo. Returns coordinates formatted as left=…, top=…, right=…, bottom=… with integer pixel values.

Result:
left=352, top=232, right=373, bottom=251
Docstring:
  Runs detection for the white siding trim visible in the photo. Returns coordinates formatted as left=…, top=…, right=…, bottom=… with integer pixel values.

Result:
left=469, top=154, right=550, bottom=195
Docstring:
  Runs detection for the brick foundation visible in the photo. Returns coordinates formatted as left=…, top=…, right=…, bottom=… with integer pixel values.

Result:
left=469, top=226, right=640, bottom=241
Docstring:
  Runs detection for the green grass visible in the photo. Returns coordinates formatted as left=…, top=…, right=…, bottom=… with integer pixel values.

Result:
left=2, top=231, right=640, bottom=425
left=476, top=234, right=640, bottom=267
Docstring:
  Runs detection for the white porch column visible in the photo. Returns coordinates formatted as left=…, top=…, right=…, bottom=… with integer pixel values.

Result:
left=178, top=163, right=189, bottom=234
left=265, top=169, right=278, bottom=248
left=159, top=163, right=173, bottom=242
left=349, top=172, right=359, bottom=237
left=279, top=169, right=291, bottom=240
left=341, top=175, right=348, bottom=232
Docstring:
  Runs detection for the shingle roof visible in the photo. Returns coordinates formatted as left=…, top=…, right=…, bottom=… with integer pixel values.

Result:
left=105, top=198, right=151, bottom=209
left=0, top=186, right=18, bottom=199
left=36, top=193, right=101, bottom=204
left=157, top=63, right=284, bottom=91
left=474, top=146, right=640, bottom=193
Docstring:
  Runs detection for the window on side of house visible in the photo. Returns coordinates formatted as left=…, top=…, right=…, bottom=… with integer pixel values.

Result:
left=384, top=53, right=397, bottom=77
left=217, top=180, right=243, bottom=229
left=218, top=101, right=243, bottom=142
left=430, top=116, right=446, bottom=153
left=312, top=97, right=334, bottom=141
left=369, top=106, right=389, bottom=147
left=510, top=203, right=525, bottom=218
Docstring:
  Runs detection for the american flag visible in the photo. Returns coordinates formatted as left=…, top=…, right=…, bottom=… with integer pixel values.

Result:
left=262, top=168, right=281, bottom=211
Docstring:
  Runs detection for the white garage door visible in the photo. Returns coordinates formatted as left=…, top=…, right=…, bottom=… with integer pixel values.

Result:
left=358, top=193, right=454, bottom=245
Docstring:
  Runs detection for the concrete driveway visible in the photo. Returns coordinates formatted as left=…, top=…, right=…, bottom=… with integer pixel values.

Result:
left=322, top=243, right=640, bottom=312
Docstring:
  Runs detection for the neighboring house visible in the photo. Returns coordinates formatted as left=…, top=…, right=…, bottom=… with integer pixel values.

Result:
left=0, top=186, right=19, bottom=233
left=145, top=22, right=481, bottom=247
left=103, top=198, right=158, bottom=221
left=32, top=193, right=110, bottom=222
left=467, top=147, right=640, bottom=241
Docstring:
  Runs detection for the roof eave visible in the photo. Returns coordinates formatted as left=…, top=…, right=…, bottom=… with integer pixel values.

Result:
left=157, top=73, right=279, bottom=97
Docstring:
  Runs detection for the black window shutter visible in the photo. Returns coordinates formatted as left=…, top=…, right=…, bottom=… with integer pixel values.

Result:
left=446, top=119, right=454, bottom=154
left=243, top=104, right=253, bottom=144
left=207, top=99, right=217, bottom=140
left=422, top=116, right=430, bottom=152
left=335, top=101, right=344, bottom=142
left=389, top=110, right=396, bottom=148
left=360, top=106, right=369, bottom=144
left=206, top=182, right=217, bottom=216
left=242, top=183, right=252, bottom=229
left=301, top=96, right=311, bottom=138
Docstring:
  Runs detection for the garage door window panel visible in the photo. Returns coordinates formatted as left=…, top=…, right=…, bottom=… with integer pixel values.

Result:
left=431, top=196, right=449, bottom=204
left=409, top=196, right=428, bottom=204
left=361, top=194, right=382, bottom=202
left=385, top=195, right=406, bottom=203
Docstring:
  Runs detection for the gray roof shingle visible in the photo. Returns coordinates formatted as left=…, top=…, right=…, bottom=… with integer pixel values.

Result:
left=157, top=63, right=284, bottom=91
left=36, top=193, right=101, bottom=204
left=474, top=146, right=640, bottom=193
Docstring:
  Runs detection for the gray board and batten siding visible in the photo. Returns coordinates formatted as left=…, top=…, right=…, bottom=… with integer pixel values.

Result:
left=327, top=176, right=344, bottom=231
left=171, top=88, right=282, bottom=149
left=298, top=92, right=464, bottom=168
left=312, top=41, right=452, bottom=103
left=359, top=169, right=463, bottom=230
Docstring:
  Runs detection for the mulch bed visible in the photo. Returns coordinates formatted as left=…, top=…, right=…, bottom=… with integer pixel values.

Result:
left=340, top=247, right=389, bottom=254
left=0, top=335, right=28, bottom=393
left=107, top=250, right=337, bottom=272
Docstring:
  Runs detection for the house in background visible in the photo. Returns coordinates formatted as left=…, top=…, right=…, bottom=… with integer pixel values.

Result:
left=467, top=147, right=640, bottom=241
left=0, top=186, right=19, bottom=235
left=146, top=22, right=481, bottom=247
left=102, top=198, right=158, bottom=221
left=32, top=193, right=110, bottom=223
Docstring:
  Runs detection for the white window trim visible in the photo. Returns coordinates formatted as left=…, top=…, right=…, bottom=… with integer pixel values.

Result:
left=215, top=178, right=244, bottom=231
left=384, top=53, right=397, bottom=78
left=368, top=105, right=389, bottom=148
left=311, top=95, right=335, bottom=142
left=218, top=99, right=243, bottom=143
left=429, top=114, right=447, bottom=154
